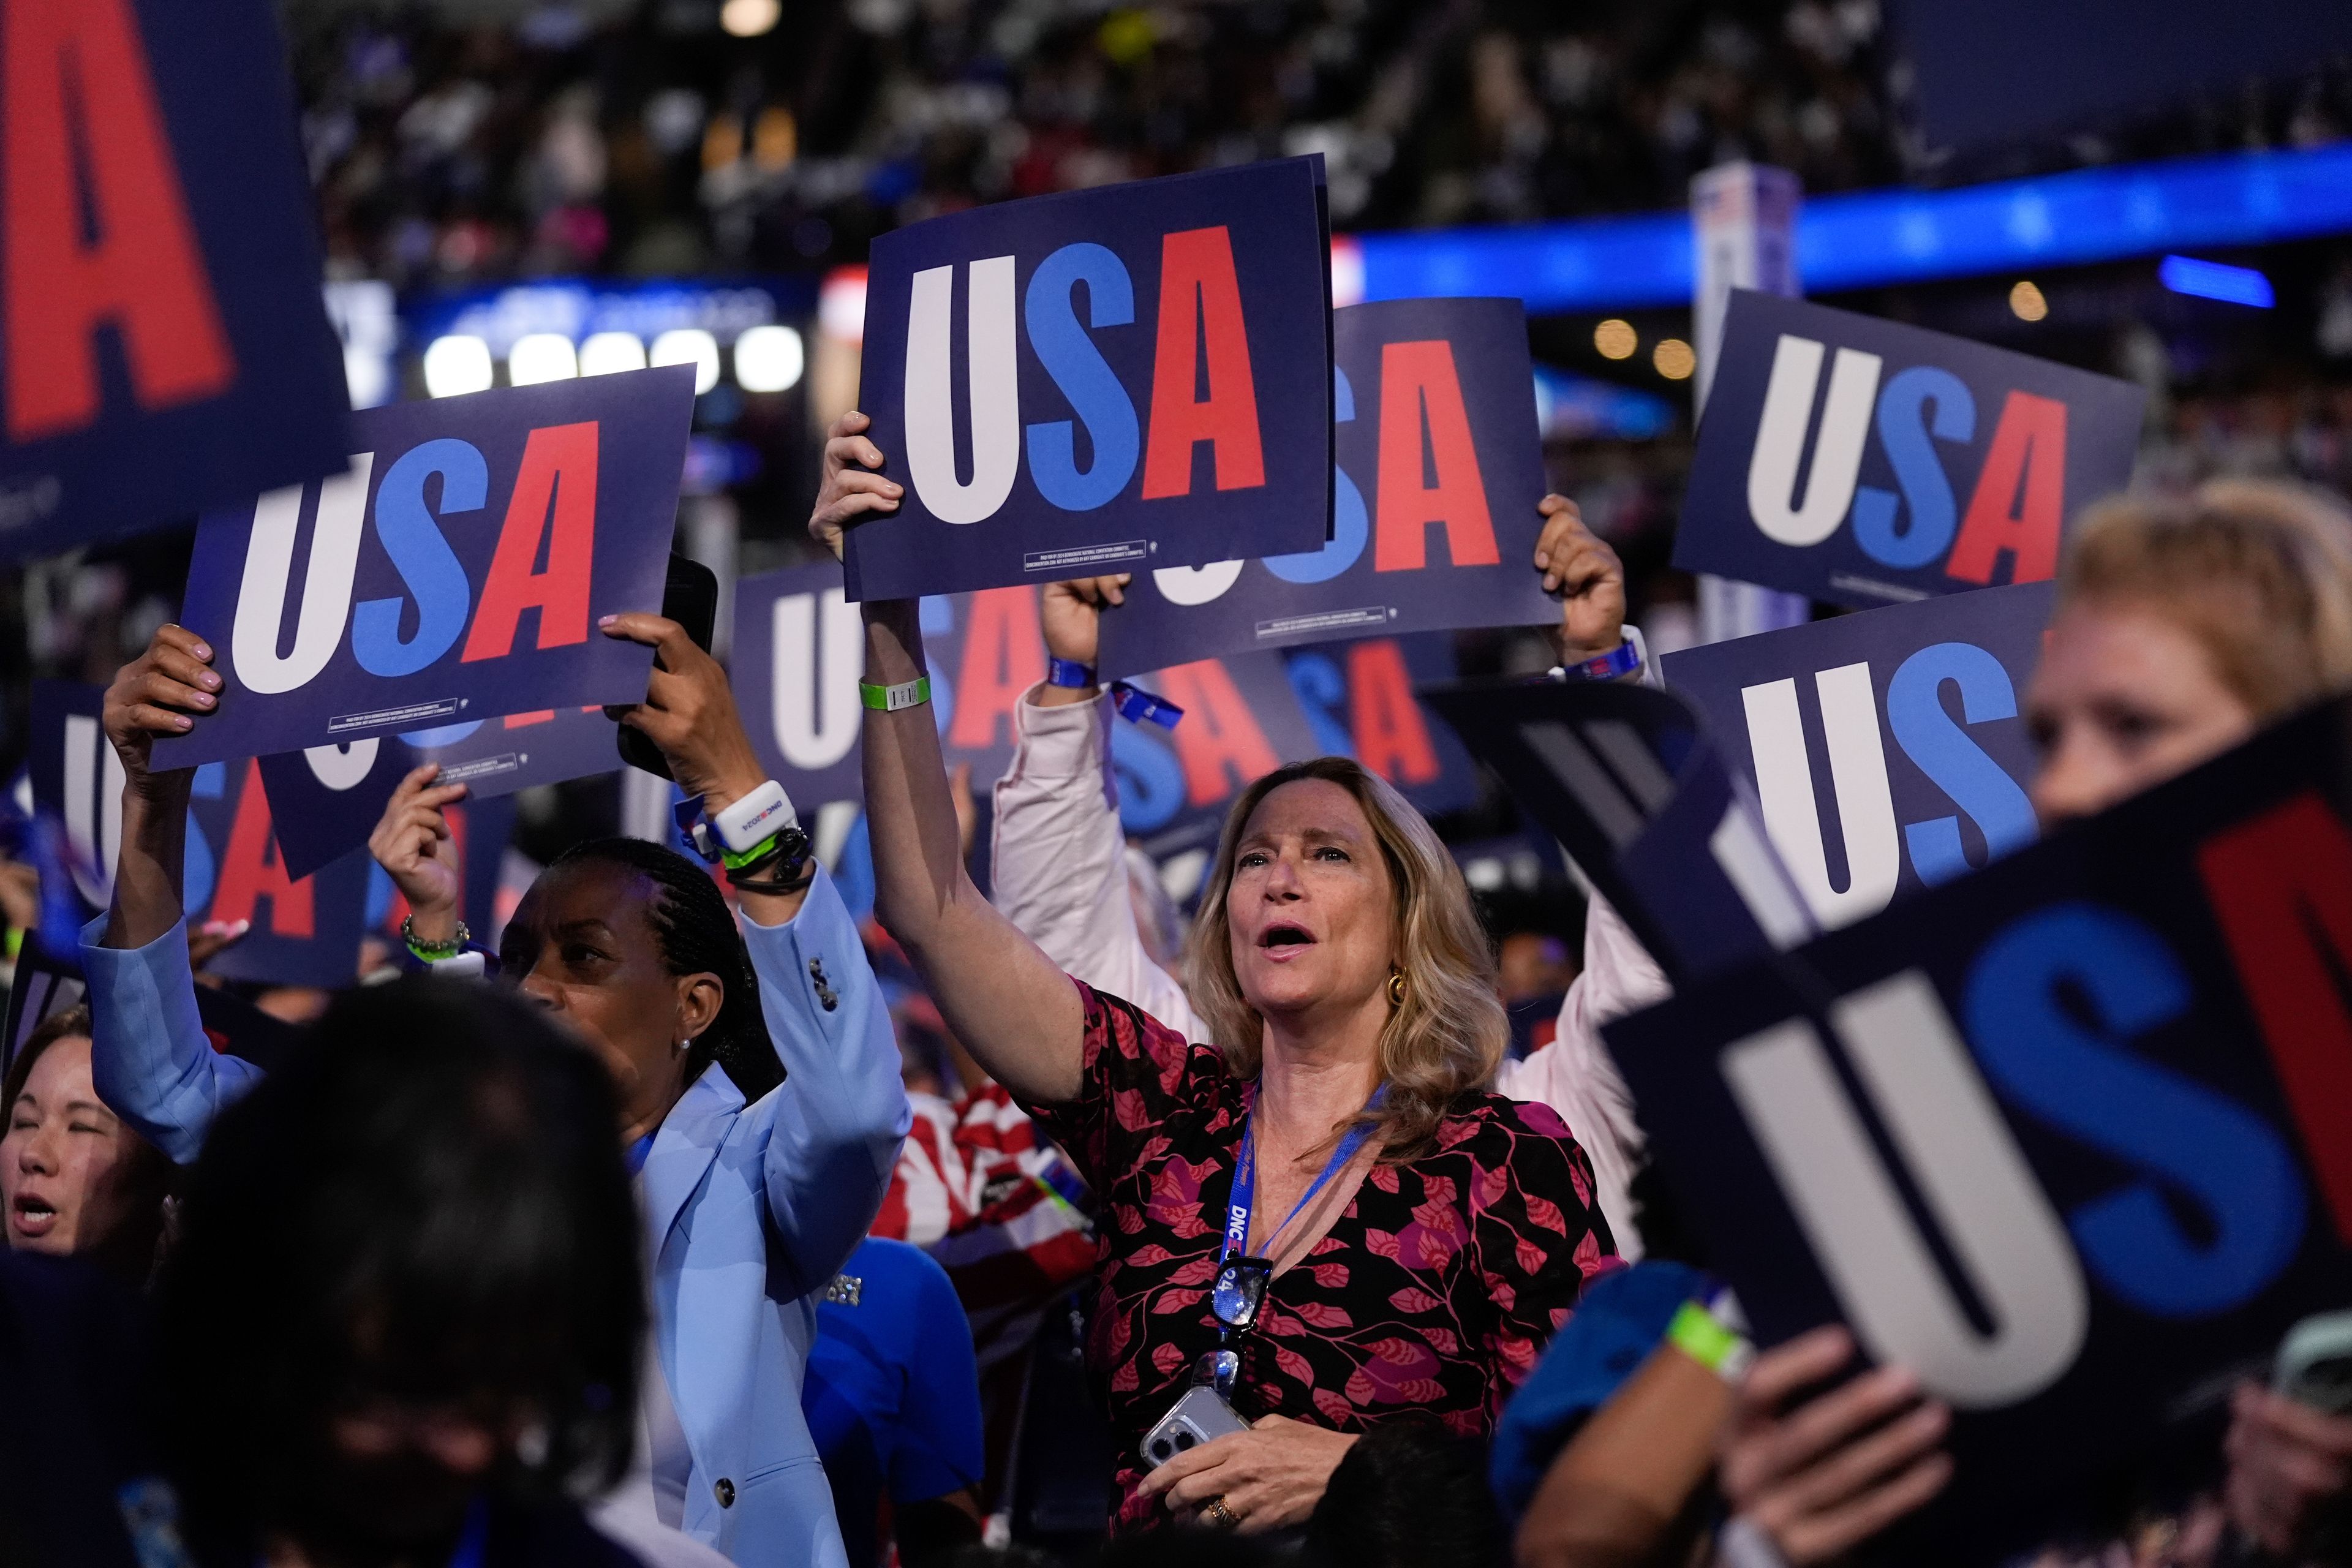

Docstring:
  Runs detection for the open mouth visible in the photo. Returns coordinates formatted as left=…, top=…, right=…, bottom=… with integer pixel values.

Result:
left=1258, top=921, right=1315, bottom=952
left=9, top=1195, right=57, bottom=1237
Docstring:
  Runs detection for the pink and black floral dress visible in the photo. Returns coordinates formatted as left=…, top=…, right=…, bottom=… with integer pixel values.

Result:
left=1021, top=981, right=1619, bottom=1532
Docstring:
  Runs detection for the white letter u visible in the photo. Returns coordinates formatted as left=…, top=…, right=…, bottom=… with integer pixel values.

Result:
left=1746, top=334, right=1881, bottom=547
left=232, top=452, right=374, bottom=696
left=1741, top=663, right=1900, bottom=929
left=771, top=588, right=862, bottom=769
left=1722, top=972, right=2088, bottom=1408
left=904, top=257, right=1021, bottom=526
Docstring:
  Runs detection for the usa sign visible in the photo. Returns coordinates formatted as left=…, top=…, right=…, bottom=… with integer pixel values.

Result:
left=1605, top=694, right=2352, bottom=1539
left=1660, top=581, right=2052, bottom=929
left=1675, top=292, right=2144, bottom=609
left=1099, top=298, right=1550, bottom=678
left=734, top=564, right=1323, bottom=857
left=0, top=0, right=351, bottom=560
left=31, top=682, right=366, bottom=988
left=844, top=156, right=1333, bottom=601
left=1284, top=634, right=1480, bottom=817
left=154, top=366, right=696, bottom=768
left=258, top=704, right=616, bottom=880
left=1420, top=676, right=1814, bottom=984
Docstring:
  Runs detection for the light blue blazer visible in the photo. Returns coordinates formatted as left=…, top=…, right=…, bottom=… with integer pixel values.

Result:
left=81, top=864, right=912, bottom=1567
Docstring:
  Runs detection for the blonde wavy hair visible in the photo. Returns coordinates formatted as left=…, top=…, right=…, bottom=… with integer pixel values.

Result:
left=2060, top=479, right=2352, bottom=720
left=1180, top=756, right=1507, bottom=1161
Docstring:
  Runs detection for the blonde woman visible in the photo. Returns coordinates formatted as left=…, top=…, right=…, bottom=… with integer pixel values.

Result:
left=812, top=413, right=1616, bottom=1537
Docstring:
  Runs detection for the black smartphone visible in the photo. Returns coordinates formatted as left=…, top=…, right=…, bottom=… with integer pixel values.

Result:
left=614, top=552, right=720, bottom=780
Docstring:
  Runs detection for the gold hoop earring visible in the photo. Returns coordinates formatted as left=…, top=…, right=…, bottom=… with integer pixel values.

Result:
left=1387, top=969, right=1407, bottom=1008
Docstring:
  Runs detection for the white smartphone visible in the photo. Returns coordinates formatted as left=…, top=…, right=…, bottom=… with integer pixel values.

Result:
left=1139, top=1384, right=1251, bottom=1469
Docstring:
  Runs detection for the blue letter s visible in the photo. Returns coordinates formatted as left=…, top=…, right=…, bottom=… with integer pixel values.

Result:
left=353, top=438, right=484, bottom=677
left=1853, top=366, right=1973, bottom=570
left=1024, top=243, right=1139, bottom=511
left=1888, top=640, right=2035, bottom=884
left=1966, top=903, right=2305, bottom=1317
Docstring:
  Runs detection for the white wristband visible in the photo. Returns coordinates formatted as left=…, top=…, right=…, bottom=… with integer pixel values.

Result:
left=712, top=780, right=798, bottom=855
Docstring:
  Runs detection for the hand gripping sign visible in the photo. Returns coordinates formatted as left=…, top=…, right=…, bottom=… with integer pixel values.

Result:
left=845, top=156, right=1334, bottom=601
left=1604, top=694, right=2352, bottom=1549
left=1659, top=581, right=2053, bottom=930
left=152, top=366, right=696, bottom=769
left=31, top=681, right=367, bottom=989
left=0, top=0, right=352, bottom=560
left=1101, top=297, right=1552, bottom=679
left=1419, top=676, right=1817, bottom=986
left=1674, top=291, right=2145, bottom=609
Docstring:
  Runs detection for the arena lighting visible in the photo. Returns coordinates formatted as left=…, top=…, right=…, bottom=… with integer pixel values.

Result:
left=507, top=332, right=579, bottom=385
left=2010, top=280, right=2049, bottom=322
left=1651, top=338, right=1695, bottom=380
left=2159, top=254, right=2276, bottom=308
left=421, top=334, right=492, bottom=398
left=1593, top=318, right=1637, bottom=360
left=651, top=328, right=722, bottom=394
left=720, top=0, right=780, bottom=36
left=579, top=330, right=647, bottom=376
left=733, top=324, right=805, bottom=392
left=1352, top=142, right=2352, bottom=313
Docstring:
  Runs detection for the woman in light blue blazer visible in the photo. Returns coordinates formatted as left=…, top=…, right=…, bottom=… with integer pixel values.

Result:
left=83, top=616, right=911, bottom=1567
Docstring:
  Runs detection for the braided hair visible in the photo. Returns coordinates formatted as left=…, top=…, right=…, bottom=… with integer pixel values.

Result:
left=528, top=837, right=783, bottom=1102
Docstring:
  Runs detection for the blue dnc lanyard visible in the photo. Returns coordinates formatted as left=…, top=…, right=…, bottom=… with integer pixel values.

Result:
left=1208, top=1085, right=1386, bottom=1345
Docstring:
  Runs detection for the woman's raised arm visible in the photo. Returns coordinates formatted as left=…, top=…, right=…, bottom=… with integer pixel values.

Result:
left=813, top=412, right=1087, bottom=1105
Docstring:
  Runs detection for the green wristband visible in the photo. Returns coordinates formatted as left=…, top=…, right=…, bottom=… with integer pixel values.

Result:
left=1667, top=1299, right=1754, bottom=1381
left=859, top=676, right=931, bottom=712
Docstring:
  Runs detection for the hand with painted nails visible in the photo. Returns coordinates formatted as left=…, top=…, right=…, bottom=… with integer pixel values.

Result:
left=1531, top=494, right=1627, bottom=660
left=368, top=763, right=468, bottom=944
left=809, top=410, right=903, bottom=561
left=102, top=624, right=222, bottom=797
left=1717, top=1325, right=1952, bottom=1564
left=186, top=918, right=251, bottom=972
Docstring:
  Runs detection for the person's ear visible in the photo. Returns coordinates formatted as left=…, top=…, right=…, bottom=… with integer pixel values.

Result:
left=676, top=972, right=725, bottom=1047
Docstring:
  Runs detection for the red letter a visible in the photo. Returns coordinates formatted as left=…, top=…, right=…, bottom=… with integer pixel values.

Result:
left=209, top=760, right=313, bottom=937
left=1156, top=660, right=1280, bottom=807
left=1947, top=391, right=2067, bottom=586
left=2198, top=791, right=2352, bottom=1243
left=946, top=588, right=1047, bottom=750
left=1373, top=341, right=1499, bottom=572
left=463, top=423, right=600, bottom=662
left=4, top=0, right=235, bottom=439
left=1348, top=639, right=1439, bottom=786
left=1140, top=228, right=1265, bottom=499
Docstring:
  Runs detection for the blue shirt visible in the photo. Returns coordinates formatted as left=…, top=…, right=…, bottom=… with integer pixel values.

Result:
left=800, top=1237, right=984, bottom=1568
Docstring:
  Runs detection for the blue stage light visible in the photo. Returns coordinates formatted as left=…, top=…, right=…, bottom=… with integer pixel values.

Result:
left=1355, top=143, right=2352, bottom=314
left=2158, top=254, right=2276, bottom=307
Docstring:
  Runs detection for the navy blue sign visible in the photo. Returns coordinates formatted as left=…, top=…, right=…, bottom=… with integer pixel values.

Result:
left=153, top=366, right=697, bottom=769
left=1605, top=694, right=2352, bottom=1550
left=1420, top=676, right=1814, bottom=985
left=1675, top=292, right=2144, bottom=609
left=1660, top=581, right=2052, bottom=930
left=258, top=704, right=616, bottom=880
left=1284, top=633, right=1479, bottom=817
left=30, top=682, right=366, bottom=987
left=1101, top=298, right=1550, bottom=679
left=844, top=157, right=1333, bottom=601
left=1114, top=650, right=1326, bottom=865
left=0, top=0, right=350, bottom=561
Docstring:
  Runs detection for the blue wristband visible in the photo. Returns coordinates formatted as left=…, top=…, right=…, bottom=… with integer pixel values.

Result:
left=1046, top=657, right=1097, bottom=690
left=1109, top=680, right=1183, bottom=729
left=1558, top=640, right=1643, bottom=683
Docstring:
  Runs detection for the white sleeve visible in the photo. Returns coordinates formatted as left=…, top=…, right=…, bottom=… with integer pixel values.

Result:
left=990, top=684, right=1210, bottom=1043
left=1494, top=894, right=1670, bottom=1261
